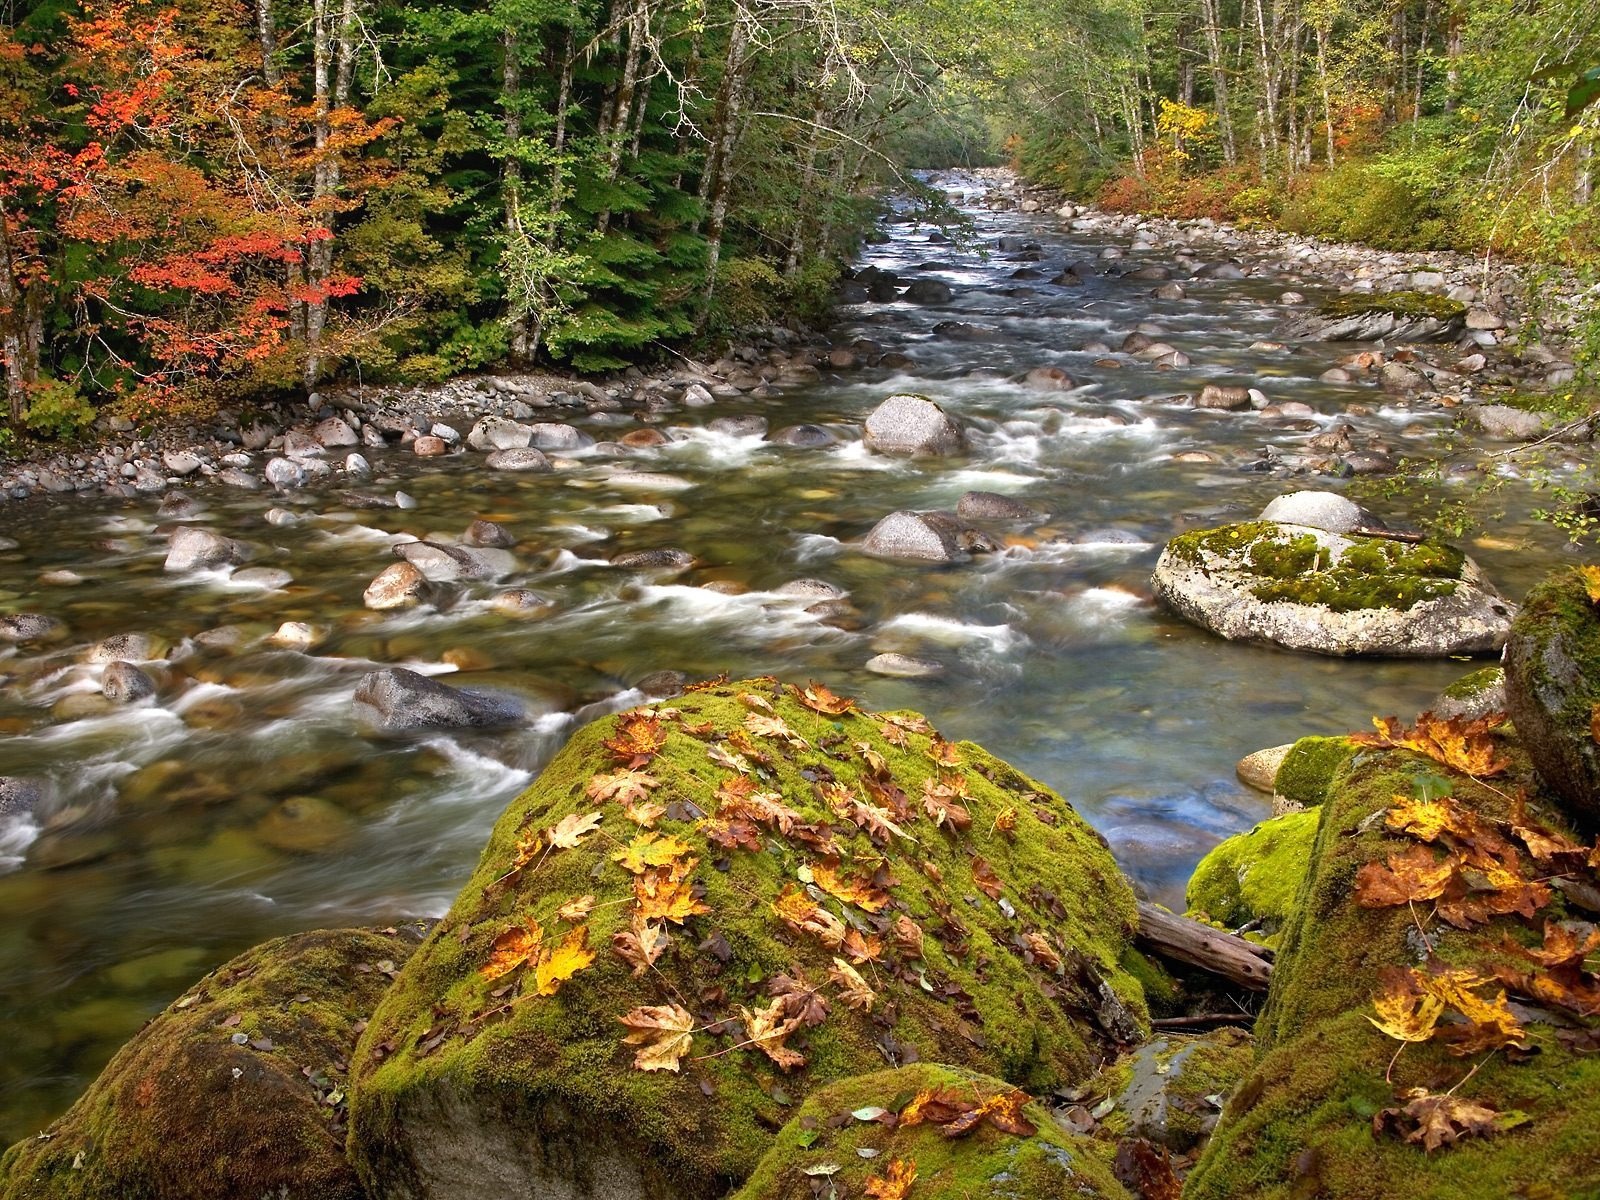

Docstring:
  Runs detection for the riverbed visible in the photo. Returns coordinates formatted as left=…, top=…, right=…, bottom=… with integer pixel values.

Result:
left=0, top=171, right=1579, bottom=1141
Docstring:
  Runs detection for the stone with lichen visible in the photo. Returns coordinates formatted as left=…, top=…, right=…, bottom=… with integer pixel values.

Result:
left=347, top=678, right=1146, bottom=1200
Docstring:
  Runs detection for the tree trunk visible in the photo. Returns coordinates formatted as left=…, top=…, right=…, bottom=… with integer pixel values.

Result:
left=1316, top=22, right=1336, bottom=166
left=784, top=106, right=828, bottom=277
left=1200, top=0, right=1238, bottom=165
left=502, top=29, right=532, bottom=363
left=697, top=12, right=752, bottom=323
left=302, top=0, right=358, bottom=393
left=0, top=217, right=40, bottom=423
left=1444, top=1, right=1463, bottom=113
left=596, top=0, right=645, bottom=235
left=1577, top=139, right=1594, bottom=207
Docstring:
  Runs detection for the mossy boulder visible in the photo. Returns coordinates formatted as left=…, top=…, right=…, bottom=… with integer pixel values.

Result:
left=1152, top=520, right=1513, bottom=656
left=347, top=679, right=1146, bottom=1200
left=732, top=1063, right=1128, bottom=1200
left=1430, top=666, right=1508, bottom=723
left=1271, top=735, right=1357, bottom=810
left=1184, top=810, right=1319, bottom=944
left=1281, top=291, right=1467, bottom=342
left=1095, top=1028, right=1255, bottom=1153
left=1503, top=569, right=1600, bottom=824
left=1184, top=742, right=1600, bottom=1199
left=0, top=926, right=430, bottom=1200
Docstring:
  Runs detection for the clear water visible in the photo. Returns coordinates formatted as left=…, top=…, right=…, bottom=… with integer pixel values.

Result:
left=0, top=173, right=1577, bottom=1141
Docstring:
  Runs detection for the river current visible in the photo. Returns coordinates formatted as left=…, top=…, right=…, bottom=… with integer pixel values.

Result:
left=0, top=172, right=1577, bottom=1139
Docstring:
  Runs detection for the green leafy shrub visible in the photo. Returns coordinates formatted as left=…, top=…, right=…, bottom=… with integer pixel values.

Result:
left=21, top=378, right=97, bottom=440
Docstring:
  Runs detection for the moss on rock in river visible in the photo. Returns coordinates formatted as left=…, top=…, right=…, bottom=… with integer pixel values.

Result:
left=0, top=926, right=428, bottom=1200
left=732, top=1063, right=1129, bottom=1200
left=1272, top=735, right=1357, bottom=809
left=347, top=678, right=1145, bottom=1200
left=1318, top=291, right=1467, bottom=323
left=1184, top=810, right=1319, bottom=944
left=1184, top=740, right=1600, bottom=1200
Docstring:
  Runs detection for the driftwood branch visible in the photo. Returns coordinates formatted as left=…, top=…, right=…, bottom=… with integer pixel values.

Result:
left=1136, top=901, right=1274, bottom=992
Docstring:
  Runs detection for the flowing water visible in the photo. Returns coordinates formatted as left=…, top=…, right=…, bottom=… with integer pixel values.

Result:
left=0, top=172, right=1579, bottom=1140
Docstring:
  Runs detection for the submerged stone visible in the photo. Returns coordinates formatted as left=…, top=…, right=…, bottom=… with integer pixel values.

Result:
left=347, top=679, right=1145, bottom=1200
left=0, top=926, right=428, bottom=1200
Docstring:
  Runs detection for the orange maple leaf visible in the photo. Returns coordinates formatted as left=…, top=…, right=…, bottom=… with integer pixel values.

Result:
left=864, top=1157, right=917, bottom=1200
left=794, top=680, right=859, bottom=717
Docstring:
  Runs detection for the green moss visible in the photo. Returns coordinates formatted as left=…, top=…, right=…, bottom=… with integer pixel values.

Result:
left=732, top=1063, right=1129, bottom=1200
left=1185, top=741, right=1600, bottom=1199
left=1272, top=736, right=1357, bottom=808
left=1117, top=947, right=1182, bottom=1018
left=1184, top=810, right=1320, bottom=943
left=1095, top=1029, right=1254, bottom=1153
left=1442, top=666, right=1505, bottom=702
left=1169, top=523, right=1468, bottom=613
left=1318, top=291, right=1467, bottom=323
left=347, top=680, right=1146, bottom=1200
left=0, top=927, right=427, bottom=1200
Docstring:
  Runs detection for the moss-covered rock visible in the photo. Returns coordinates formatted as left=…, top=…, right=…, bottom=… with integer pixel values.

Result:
left=347, top=679, right=1146, bottom=1200
left=1272, top=735, right=1357, bottom=809
left=1095, top=1028, right=1255, bottom=1153
left=0, top=926, right=429, bottom=1200
left=1503, top=568, right=1600, bottom=824
left=1430, top=666, right=1508, bottom=723
left=1318, top=291, right=1467, bottom=323
left=1184, top=811, right=1320, bottom=944
left=1153, top=521, right=1513, bottom=656
left=1184, top=742, right=1600, bottom=1199
left=732, top=1063, right=1128, bottom=1200
left=1281, top=291, right=1467, bottom=342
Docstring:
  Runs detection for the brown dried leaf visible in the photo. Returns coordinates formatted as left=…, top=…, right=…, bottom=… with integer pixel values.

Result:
left=481, top=916, right=544, bottom=981
left=1374, top=1088, right=1521, bottom=1152
left=794, top=681, right=859, bottom=717
left=619, top=1002, right=695, bottom=1072
left=603, top=713, right=669, bottom=764
left=828, top=956, right=877, bottom=1011
left=585, top=769, right=661, bottom=808
left=612, top=914, right=669, bottom=976
left=737, top=998, right=806, bottom=1070
left=1353, top=712, right=1510, bottom=778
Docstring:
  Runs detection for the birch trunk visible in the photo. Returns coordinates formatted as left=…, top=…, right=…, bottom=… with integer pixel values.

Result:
left=697, top=13, right=751, bottom=322
left=1200, top=0, right=1238, bottom=165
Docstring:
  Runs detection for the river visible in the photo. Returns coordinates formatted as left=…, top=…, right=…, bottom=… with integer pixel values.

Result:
left=0, top=171, right=1577, bottom=1141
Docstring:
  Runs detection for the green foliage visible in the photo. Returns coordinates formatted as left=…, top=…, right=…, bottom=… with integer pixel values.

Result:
left=20, top=379, right=97, bottom=441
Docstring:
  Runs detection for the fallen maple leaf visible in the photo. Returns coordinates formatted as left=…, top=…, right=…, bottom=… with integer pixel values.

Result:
left=634, top=858, right=711, bottom=923
left=1023, top=931, right=1063, bottom=974
left=1580, top=564, right=1600, bottom=606
left=481, top=916, right=544, bottom=981
left=612, top=831, right=694, bottom=875
left=1385, top=794, right=1457, bottom=843
left=737, top=691, right=777, bottom=715
left=970, top=856, right=1004, bottom=900
left=1374, top=1088, right=1525, bottom=1152
left=707, top=744, right=752, bottom=774
left=855, top=740, right=890, bottom=777
left=927, top=736, right=964, bottom=767
left=1353, top=712, right=1510, bottom=778
left=879, top=711, right=933, bottom=735
left=922, top=777, right=972, bottom=831
left=892, top=914, right=925, bottom=960
left=795, top=681, right=859, bottom=717
left=1369, top=968, right=1445, bottom=1043
left=604, top=713, right=669, bottom=764
left=737, top=998, right=806, bottom=1070
left=585, top=769, right=661, bottom=808
left=745, top=713, right=808, bottom=747
left=879, top=721, right=910, bottom=748
left=828, top=956, right=877, bottom=1011
left=900, top=1086, right=976, bottom=1128
left=812, top=859, right=890, bottom=912
left=612, top=914, right=669, bottom=975
left=769, top=970, right=830, bottom=1026
left=1354, top=844, right=1456, bottom=908
left=619, top=1002, right=695, bottom=1072
left=863, top=1157, right=917, bottom=1200
left=993, top=807, right=1018, bottom=836
left=943, top=1089, right=1037, bottom=1138
left=546, top=811, right=604, bottom=850
left=535, top=926, right=596, bottom=996
left=556, top=895, right=597, bottom=921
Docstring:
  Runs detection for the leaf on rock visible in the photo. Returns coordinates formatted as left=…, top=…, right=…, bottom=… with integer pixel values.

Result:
left=921, top=777, right=972, bottom=832
left=863, top=1157, right=917, bottom=1200
left=708, top=743, right=753, bottom=774
left=612, top=831, right=694, bottom=875
left=604, top=714, right=669, bottom=765
left=1385, top=794, right=1457, bottom=843
left=899, top=1086, right=975, bottom=1128
left=738, top=691, right=777, bottom=715
left=927, top=736, right=964, bottom=767
left=1581, top=564, right=1600, bottom=606
left=481, top=916, right=544, bottom=981
left=769, top=969, right=831, bottom=1026
left=585, top=769, right=661, bottom=809
left=619, top=1002, right=695, bottom=1072
left=634, top=859, right=712, bottom=924
left=1369, top=968, right=1445, bottom=1043
left=993, top=807, right=1018, bottom=837
left=855, top=741, right=890, bottom=777
left=546, top=811, right=604, bottom=850
left=1022, top=931, right=1063, bottom=974
left=1352, top=712, right=1510, bottom=778
left=892, top=914, right=925, bottom=960
left=535, top=926, right=596, bottom=996
left=795, top=681, right=859, bottom=717
left=970, top=856, right=1004, bottom=900
left=1374, top=1088, right=1526, bottom=1152
left=828, top=956, right=877, bottom=1011
left=738, top=998, right=807, bottom=1070
left=1354, top=844, right=1456, bottom=908
left=613, top=914, right=669, bottom=976
left=746, top=713, right=809, bottom=748
left=556, top=895, right=597, bottom=921
left=812, top=859, right=891, bottom=912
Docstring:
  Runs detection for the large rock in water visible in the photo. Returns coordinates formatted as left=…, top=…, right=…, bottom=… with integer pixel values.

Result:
left=1151, top=519, right=1513, bottom=656
left=732, top=1064, right=1128, bottom=1200
left=1277, top=291, right=1466, bottom=342
left=1503, top=568, right=1600, bottom=823
left=352, top=667, right=523, bottom=734
left=0, top=926, right=428, bottom=1200
left=163, top=527, right=248, bottom=572
left=347, top=679, right=1146, bottom=1200
left=861, top=511, right=992, bottom=563
left=861, top=394, right=966, bottom=456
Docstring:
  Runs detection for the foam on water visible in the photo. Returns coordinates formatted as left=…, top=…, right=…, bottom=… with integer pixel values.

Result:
left=877, top=612, right=1022, bottom=653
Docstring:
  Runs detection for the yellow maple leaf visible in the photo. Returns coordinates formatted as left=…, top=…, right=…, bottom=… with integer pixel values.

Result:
left=603, top=713, right=668, bottom=763
left=634, top=859, right=711, bottom=923
left=737, top=998, right=806, bottom=1070
left=534, top=926, right=596, bottom=996
left=827, top=956, right=876, bottom=1011
left=585, top=769, right=660, bottom=808
left=745, top=712, right=809, bottom=748
left=1580, top=564, right=1600, bottom=606
left=864, top=1157, right=917, bottom=1200
left=611, top=831, right=694, bottom=875
left=618, top=1002, right=695, bottom=1072
left=1369, top=971, right=1445, bottom=1043
left=812, top=859, right=890, bottom=912
left=545, top=811, right=603, bottom=850
left=1385, top=794, right=1456, bottom=842
left=556, top=894, right=596, bottom=921
left=480, top=916, right=544, bottom=981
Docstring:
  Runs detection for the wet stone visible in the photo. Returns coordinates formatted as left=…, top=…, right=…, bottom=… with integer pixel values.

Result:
left=101, top=661, right=156, bottom=704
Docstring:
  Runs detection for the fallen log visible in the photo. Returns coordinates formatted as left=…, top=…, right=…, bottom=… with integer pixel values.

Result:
left=1135, top=900, right=1274, bottom=992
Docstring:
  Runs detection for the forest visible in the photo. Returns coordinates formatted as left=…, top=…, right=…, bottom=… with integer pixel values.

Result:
left=0, top=0, right=1596, bottom=444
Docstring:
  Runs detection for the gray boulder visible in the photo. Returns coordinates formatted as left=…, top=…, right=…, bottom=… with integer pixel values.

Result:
left=102, top=661, right=157, bottom=703
left=364, top=562, right=436, bottom=611
left=352, top=668, right=522, bottom=735
left=0, top=613, right=63, bottom=643
left=87, top=633, right=164, bottom=663
left=164, top=527, right=248, bottom=573
left=611, top=548, right=695, bottom=570
left=956, top=491, right=1047, bottom=522
left=1470, top=404, right=1546, bottom=441
left=465, top=519, right=516, bottom=549
left=0, top=776, right=43, bottom=818
left=864, top=653, right=945, bottom=678
left=861, top=511, right=993, bottom=562
left=394, top=541, right=515, bottom=583
left=467, top=417, right=536, bottom=452
left=314, top=417, right=360, bottom=447
left=862, top=394, right=966, bottom=456
left=528, top=423, right=594, bottom=452
left=767, top=424, right=837, bottom=448
left=264, top=457, right=307, bottom=489
left=484, top=448, right=552, bottom=472
left=1258, top=491, right=1384, bottom=534
left=1195, top=385, right=1251, bottom=411
left=902, top=279, right=952, bottom=304
left=1151, top=520, right=1514, bottom=657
